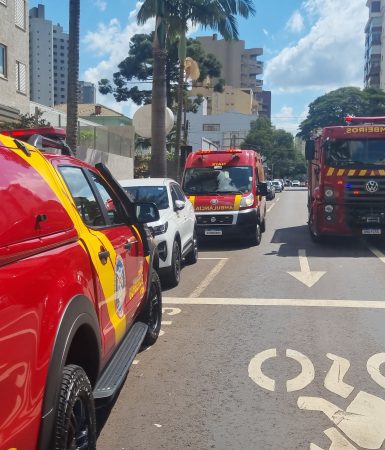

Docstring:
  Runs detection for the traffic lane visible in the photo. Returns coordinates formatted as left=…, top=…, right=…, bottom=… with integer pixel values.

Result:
left=97, top=303, right=385, bottom=450
left=171, top=190, right=385, bottom=300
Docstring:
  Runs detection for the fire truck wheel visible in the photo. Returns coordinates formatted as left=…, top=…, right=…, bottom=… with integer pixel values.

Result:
left=53, top=364, right=96, bottom=450
left=308, top=223, right=324, bottom=243
left=164, top=240, right=181, bottom=287
left=185, top=230, right=198, bottom=264
left=260, top=218, right=266, bottom=233
left=141, top=270, right=162, bottom=346
left=251, top=222, right=262, bottom=246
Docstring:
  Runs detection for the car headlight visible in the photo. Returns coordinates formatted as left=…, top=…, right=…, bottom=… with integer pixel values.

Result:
left=149, top=221, right=168, bottom=235
left=324, top=188, right=334, bottom=198
left=240, top=193, right=254, bottom=208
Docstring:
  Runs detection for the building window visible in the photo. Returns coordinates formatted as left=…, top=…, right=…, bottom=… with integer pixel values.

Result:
left=0, top=0, right=7, bottom=6
left=15, top=0, right=26, bottom=29
left=0, top=44, right=6, bottom=77
left=16, top=61, right=27, bottom=93
left=372, top=1, right=381, bottom=12
left=203, top=124, right=220, bottom=132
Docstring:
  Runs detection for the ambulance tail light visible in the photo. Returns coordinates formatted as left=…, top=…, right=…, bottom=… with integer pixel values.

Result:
left=240, top=193, right=254, bottom=208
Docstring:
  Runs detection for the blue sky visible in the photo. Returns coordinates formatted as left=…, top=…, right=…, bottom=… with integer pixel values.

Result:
left=29, top=0, right=368, bottom=134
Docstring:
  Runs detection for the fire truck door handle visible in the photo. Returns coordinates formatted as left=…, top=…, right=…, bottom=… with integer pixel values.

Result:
left=124, top=238, right=138, bottom=251
left=98, top=250, right=110, bottom=264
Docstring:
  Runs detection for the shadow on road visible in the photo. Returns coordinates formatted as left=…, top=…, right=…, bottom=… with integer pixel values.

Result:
left=268, top=224, right=378, bottom=258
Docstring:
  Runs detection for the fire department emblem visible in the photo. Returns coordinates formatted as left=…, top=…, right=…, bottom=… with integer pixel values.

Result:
left=365, top=180, right=379, bottom=193
left=211, top=217, right=217, bottom=223
left=114, top=255, right=126, bottom=318
left=210, top=199, right=219, bottom=205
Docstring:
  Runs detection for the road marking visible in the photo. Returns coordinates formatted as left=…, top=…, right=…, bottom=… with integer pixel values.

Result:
left=288, top=249, right=326, bottom=287
left=266, top=203, right=275, bottom=213
left=163, top=297, right=385, bottom=309
left=286, top=349, right=315, bottom=392
left=162, top=307, right=181, bottom=316
left=367, top=353, right=385, bottom=389
left=248, top=348, right=277, bottom=391
left=368, top=244, right=385, bottom=264
left=311, top=427, right=357, bottom=450
left=161, top=320, right=172, bottom=326
left=324, top=353, right=354, bottom=398
left=276, top=197, right=281, bottom=202
left=189, top=259, right=228, bottom=298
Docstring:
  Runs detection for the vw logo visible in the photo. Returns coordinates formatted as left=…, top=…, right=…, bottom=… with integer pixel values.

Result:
left=210, top=199, right=218, bottom=205
left=210, top=217, right=217, bottom=223
left=366, top=180, right=379, bottom=193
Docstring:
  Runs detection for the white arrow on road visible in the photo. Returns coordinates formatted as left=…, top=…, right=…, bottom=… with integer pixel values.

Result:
left=288, top=249, right=326, bottom=288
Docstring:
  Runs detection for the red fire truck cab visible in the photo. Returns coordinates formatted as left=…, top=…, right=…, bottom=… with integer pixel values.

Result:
left=306, top=116, right=385, bottom=240
left=181, top=149, right=268, bottom=245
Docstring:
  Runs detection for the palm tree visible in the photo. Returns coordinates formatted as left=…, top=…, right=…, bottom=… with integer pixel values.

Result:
left=138, top=0, right=255, bottom=178
left=67, top=0, right=80, bottom=153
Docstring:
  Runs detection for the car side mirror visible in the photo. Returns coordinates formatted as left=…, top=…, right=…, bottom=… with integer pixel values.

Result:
left=305, top=140, right=315, bottom=160
left=174, top=200, right=185, bottom=211
left=257, top=182, right=268, bottom=197
left=135, top=202, right=160, bottom=223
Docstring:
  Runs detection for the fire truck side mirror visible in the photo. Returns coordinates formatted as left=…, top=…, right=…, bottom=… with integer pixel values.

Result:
left=257, top=182, right=268, bottom=197
left=305, top=140, right=315, bottom=160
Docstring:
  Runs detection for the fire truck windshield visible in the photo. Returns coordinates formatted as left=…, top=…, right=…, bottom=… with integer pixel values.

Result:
left=326, top=139, right=385, bottom=167
left=183, top=166, right=253, bottom=195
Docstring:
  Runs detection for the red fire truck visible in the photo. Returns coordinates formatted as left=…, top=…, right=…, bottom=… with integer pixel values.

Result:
left=306, top=116, right=385, bottom=240
left=181, top=149, right=268, bottom=245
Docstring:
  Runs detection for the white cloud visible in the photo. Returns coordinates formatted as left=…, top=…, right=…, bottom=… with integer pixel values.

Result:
left=272, top=105, right=308, bottom=135
left=285, top=11, right=304, bottom=34
left=82, top=2, right=154, bottom=117
left=94, top=0, right=107, bottom=12
left=263, top=28, right=269, bottom=36
left=265, top=0, right=367, bottom=93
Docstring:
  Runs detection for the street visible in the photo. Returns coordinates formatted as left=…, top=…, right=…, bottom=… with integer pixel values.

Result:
left=97, top=188, right=385, bottom=450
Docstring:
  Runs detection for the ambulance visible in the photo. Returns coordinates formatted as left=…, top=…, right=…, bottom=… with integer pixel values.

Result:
left=181, top=149, right=268, bottom=245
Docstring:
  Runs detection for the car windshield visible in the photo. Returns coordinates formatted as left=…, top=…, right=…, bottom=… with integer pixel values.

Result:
left=325, top=139, right=385, bottom=167
left=183, top=166, right=253, bottom=195
left=123, top=186, right=169, bottom=210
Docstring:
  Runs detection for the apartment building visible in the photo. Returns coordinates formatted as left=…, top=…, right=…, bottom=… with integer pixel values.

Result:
left=0, top=0, right=30, bottom=122
left=197, top=34, right=271, bottom=117
left=79, top=80, right=96, bottom=104
left=364, top=0, right=382, bottom=88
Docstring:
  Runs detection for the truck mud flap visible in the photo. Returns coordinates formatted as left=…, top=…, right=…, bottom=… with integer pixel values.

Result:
left=94, top=321, right=148, bottom=401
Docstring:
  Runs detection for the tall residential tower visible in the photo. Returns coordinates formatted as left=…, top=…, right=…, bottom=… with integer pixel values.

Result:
left=364, top=0, right=382, bottom=88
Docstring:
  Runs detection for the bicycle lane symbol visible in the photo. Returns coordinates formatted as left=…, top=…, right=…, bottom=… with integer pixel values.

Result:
left=248, top=349, right=385, bottom=450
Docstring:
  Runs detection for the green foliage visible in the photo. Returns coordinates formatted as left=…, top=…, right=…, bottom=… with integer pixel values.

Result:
left=98, top=34, right=223, bottom=111
left=241, top=117, right=306, bottom=178
left=0, top=109, right=50, bottom=131
left=298, top=87, right=385, bottom=140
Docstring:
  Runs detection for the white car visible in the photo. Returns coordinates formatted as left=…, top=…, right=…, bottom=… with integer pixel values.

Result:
left=272, top=180, right=283, bottom=192
left=119, top=178, right=198, bottom=287
left=292, top=180, right=301, bottom=187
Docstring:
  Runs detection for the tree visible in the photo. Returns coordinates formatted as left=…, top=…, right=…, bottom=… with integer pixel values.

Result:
left=66, top=0, right=80, bottom=153
left=138, top=0, right=255, bottom=177
left=298, top=87, right=385, bottom=140
left=241, top=117, right=306, bottom=178
left=0, top=109, right=50, bottom=131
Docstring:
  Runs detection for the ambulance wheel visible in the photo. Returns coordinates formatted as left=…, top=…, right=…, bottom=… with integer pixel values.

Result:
left=185, top=230, right=198, bottom=265
left=141, top=270, right=162, bottom=346
left=260, top=218, right=266, bottom=233
left=164, top=240, right=181, bottom=287
left=53, top=364, right=96, bottom=450
left=251, top=222, right=262, bottom=246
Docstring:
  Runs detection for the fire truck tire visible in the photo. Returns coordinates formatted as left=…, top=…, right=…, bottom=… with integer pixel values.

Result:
left=164, top=240, right=181, bottom=287
left=308, top=224, right=324, bottom=243
left=185, top=230, right=198, bottom=265
left=251, top=221, right=262, bottom=246
left=141, top=270, right=162, bottom=346
left=260, top=218, right=266, bottom=233
left=53, top=364, right=96, bottom=450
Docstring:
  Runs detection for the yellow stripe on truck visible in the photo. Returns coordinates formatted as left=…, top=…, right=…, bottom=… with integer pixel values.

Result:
left=234, top=194, right=242, bottom=210
left=189, top=196, right=196, bottom=207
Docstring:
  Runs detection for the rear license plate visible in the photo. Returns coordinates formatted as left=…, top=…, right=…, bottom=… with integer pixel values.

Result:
left=362, top=229, right=382, bottom=235
left=205, top=229, right=222, bottom=236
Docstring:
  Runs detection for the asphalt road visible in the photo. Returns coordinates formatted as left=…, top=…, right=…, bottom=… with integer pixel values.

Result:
left=97, top=188, right=385, bottom=450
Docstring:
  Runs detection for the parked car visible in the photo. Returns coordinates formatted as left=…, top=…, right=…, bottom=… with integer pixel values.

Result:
left=266, top=180, right=276, bottom=200
left=120, top=178, right=198, bottom=287
left=272, top=180, right=283, bottom=192
left=292, top=180, right=301, bottom=187
left=0, top=127, right=162, bottom=450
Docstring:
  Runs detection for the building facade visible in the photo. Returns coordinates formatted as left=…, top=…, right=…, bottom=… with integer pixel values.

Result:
left=197, top=34, right=271, bottom=117
left=79, top=81, right=96, bottom=104
left=364, top=0, right=383, bottom=89
left=29, top=4, right=69, bottom=106
left=0, top=0, right=30, bottom=121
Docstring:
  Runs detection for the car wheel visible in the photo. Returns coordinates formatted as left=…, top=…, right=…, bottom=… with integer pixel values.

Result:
left=53, top=365, right=96, bottom=450
left=185, top=230, right=198, bottom=265
left=164, top=240, right=181, bottom=287
left=251, top=221, right=262, bottom=246
left=141, top=270, right=162, bottom=346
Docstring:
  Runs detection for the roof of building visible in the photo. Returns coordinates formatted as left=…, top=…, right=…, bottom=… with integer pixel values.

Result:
left=54, top=103, right=125, bottom=117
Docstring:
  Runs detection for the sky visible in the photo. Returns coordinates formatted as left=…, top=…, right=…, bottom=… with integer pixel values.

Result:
left=29, top=0, right=368, bottom=135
